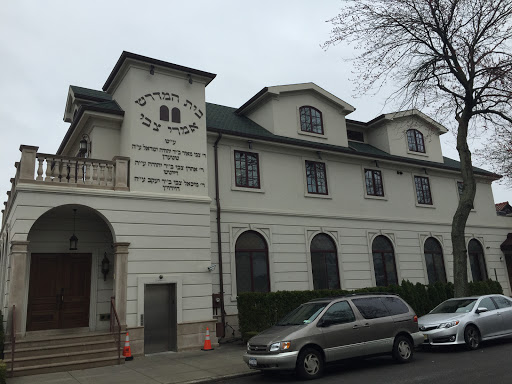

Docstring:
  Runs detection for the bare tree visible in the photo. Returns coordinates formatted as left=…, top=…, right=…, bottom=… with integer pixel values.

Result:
left=324, top=0, right=512, bottom=296
left=476, top=131, right=512, bottom=186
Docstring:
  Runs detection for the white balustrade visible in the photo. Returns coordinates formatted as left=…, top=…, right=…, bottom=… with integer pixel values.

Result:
left=33, top=153, right=121, bottom=189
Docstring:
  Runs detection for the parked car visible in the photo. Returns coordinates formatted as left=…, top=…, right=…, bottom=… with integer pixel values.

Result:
left=418, top=294, right=512, bottom=350
left=242, top=293, right=424, bottom=380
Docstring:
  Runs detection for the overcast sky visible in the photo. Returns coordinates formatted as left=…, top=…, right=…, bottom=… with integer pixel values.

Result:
left=1, top=0, right=509, bottom=206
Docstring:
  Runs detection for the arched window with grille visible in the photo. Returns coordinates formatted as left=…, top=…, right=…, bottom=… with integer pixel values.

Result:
left=424, top=237, right=447, bottom=283
left=235, top=231, right=270, bottom=293
left=406, top=129, right=425, bottom=153
left=299, top=106, right=323, bottom=134
left=372, top=235, right=398, bottom=286
left=310, top=234, right=340, bottom=290
left=468, top=239, right=488, bottom=281
left=160, top=105, right=169, bottom=121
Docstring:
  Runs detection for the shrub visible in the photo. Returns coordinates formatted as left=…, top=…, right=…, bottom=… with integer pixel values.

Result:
left=237, top=279, right=503, bottom=335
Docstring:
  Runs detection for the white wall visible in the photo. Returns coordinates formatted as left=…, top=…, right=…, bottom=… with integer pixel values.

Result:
left=3, top=187, right=213, bottom=330
left=247, top=92, right=349, bottom=147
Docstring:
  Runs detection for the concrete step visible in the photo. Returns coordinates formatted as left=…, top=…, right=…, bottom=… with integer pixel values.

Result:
left=6, top=347, right=120, bottom=368
left=5, top=332, right=115, bottom=349
left=5, top=340, right=119, bottom=359
left=10, top=356, right=124, bottom=377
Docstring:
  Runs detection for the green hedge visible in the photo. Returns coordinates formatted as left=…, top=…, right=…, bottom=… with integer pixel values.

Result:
left=237, top=280, right=502, bottom=339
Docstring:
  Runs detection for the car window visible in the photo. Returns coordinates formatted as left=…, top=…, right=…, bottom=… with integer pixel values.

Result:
left=431, top=299, right=476, bottom=314
left=276, top=303, right=327, bottom=326
left=381, top=297, right=409, bottom=315
left=321, top=301, right=355, bottom=325
left=492, top=296, right=512, bottom=309
left=479, top=297, right=497, bottom=311
left=352, top=298, right=390, bottom=319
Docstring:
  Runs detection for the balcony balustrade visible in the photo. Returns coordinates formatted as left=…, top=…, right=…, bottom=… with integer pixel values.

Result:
left=2, top=145, right=129, bottom=226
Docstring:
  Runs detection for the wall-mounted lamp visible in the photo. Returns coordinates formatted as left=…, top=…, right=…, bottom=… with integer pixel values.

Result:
left=79, top=134, right=91, bottom=156
left=69, top=209, right=78, bottom=250
left=149, top=65, right=155, bottom=75
left=102, top=252, right=110, bottom=281
left=374, top=160, right=379, bottom=168
left=316, top=151, right=322, bottom=160
left=247, top=140, right=253, bottom=149
left=187, top=74, right=193, bottom=84
left=397, top=170, right=403, bottom=175
left=423, top=168, right=429, bottom=175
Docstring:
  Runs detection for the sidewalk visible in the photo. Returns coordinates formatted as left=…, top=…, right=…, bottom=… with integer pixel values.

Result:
left=7, top=342, right=257, bottom=384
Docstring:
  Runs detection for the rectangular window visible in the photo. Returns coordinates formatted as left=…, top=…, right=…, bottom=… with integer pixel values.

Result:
left=234, top=151, right=260, bottom=188
left=306, top=161, right=328, bottom=195
left=414, top=176, right=433, bottom=205
left=365, top=169, right=384, bottom=196
left=457, top=181, right=474, bottom=209
left=347, top=130, right=364, bottom=142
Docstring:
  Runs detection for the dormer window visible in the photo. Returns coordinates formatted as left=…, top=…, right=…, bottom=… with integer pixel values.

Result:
left=407, top=129, right=425, bottom=153
left=300, top=106, right=323, bottom=135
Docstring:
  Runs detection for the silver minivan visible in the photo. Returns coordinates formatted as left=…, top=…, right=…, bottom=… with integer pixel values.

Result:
left=243, top=293, right=424, bottom=379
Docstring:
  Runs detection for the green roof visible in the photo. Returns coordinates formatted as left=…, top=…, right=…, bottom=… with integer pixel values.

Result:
left=92, top=100, right=123, bottom=112
left=70, top=86, right=112, bottom=102
left=205, top=103, right=497, bottom=178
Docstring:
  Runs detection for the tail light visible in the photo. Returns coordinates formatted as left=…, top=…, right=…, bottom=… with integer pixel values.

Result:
left=413, top=315, right=418, bottom=323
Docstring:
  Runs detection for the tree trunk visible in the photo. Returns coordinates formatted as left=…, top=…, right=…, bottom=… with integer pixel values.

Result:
left=452, top=112, right=476, bottom=297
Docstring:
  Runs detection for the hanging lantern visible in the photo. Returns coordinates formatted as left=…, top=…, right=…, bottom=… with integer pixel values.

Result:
left=69, top=208, right=78, bottom=250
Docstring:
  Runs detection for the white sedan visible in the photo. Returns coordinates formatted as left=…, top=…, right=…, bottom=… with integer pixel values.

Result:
left=418, top=294, right=512, bottom=349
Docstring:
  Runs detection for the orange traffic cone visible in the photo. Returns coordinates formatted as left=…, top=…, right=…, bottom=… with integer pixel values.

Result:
left=123, top=332, right=134, bottom=361
left=201, top=327, right=214, bottom=351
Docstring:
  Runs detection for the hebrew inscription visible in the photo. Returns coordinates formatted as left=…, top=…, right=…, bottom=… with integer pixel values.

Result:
left=132, top=91, right=207, bottom=194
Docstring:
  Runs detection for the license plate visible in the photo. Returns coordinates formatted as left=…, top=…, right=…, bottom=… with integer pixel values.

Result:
left=249, top=357, right=257, bottom=367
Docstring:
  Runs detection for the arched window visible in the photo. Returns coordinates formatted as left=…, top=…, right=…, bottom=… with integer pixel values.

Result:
left=235, top=231, right=270, bottom=293
left=372, top=235, right=398, bottom=286
left=171, top=107, right=181, bottom=123
left=468, top=239, right=488, bottom=281
left=310, top=234, right=340, bottom=290
left=160, top=105, right=169, bottom=121
left=299, top=106, right=323, bottom=134
left=407, top=129, right=425, bottom=153
left=424, top=237, right=447, bottom=283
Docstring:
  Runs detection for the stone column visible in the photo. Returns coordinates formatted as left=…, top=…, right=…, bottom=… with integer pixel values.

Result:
left=8, top=241, right=30, bottom=336
left=112, top=156, right=130, bottom=191
left=114, top=242, right=130, bottom=327
left=18, top=145, right=39, bottom=182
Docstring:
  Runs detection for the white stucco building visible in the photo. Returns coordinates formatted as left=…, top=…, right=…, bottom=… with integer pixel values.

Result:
left=1, top=52, right=511, bottom=367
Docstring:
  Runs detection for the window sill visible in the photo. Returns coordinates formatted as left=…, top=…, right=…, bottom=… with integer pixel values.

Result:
left=305, top=192, right=332, bottom=199
left=415, top=202, right=436, bottom=208
left=407, top=150, right=428, bottom=157
left=231, top=185, right=265, bottom=193
left=298, top=130, right=328, bottom=139
left=364, top=194, right=388, bottom=201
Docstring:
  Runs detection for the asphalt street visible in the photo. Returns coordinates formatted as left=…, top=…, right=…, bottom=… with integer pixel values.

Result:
left=224, top=338, right=512, bottom=384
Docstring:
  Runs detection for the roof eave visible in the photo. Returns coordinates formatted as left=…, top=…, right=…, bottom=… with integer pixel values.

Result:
left=102, top=51, right=217, bottom=92
left=57, top=104, right=125, bottom=155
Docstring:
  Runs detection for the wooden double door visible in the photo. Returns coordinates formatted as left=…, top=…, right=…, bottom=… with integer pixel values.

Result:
left=27, top=253, right=92, bottom=331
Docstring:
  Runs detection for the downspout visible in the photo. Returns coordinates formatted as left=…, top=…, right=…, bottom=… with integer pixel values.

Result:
left=213, top=133, right=226, bottom=336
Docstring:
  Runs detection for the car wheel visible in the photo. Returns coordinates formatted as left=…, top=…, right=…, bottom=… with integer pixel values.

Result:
left=296, top=347, right=324, bottom=380
left=464, top=325, right=481, bottom=350
left=392, top=335, right=414, bottom=363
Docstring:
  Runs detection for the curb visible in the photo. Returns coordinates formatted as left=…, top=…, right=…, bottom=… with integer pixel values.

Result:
left=184, top=370, right=260, bottom=384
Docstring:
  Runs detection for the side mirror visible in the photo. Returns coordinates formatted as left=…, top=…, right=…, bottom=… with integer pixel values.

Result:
left=476, top=307, right=488, bottom=314
left=317, top=319, right=331, bottom=328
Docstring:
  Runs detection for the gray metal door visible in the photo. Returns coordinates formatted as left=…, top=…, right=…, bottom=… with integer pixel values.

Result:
left=144, top=284, right=177, bottom=354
